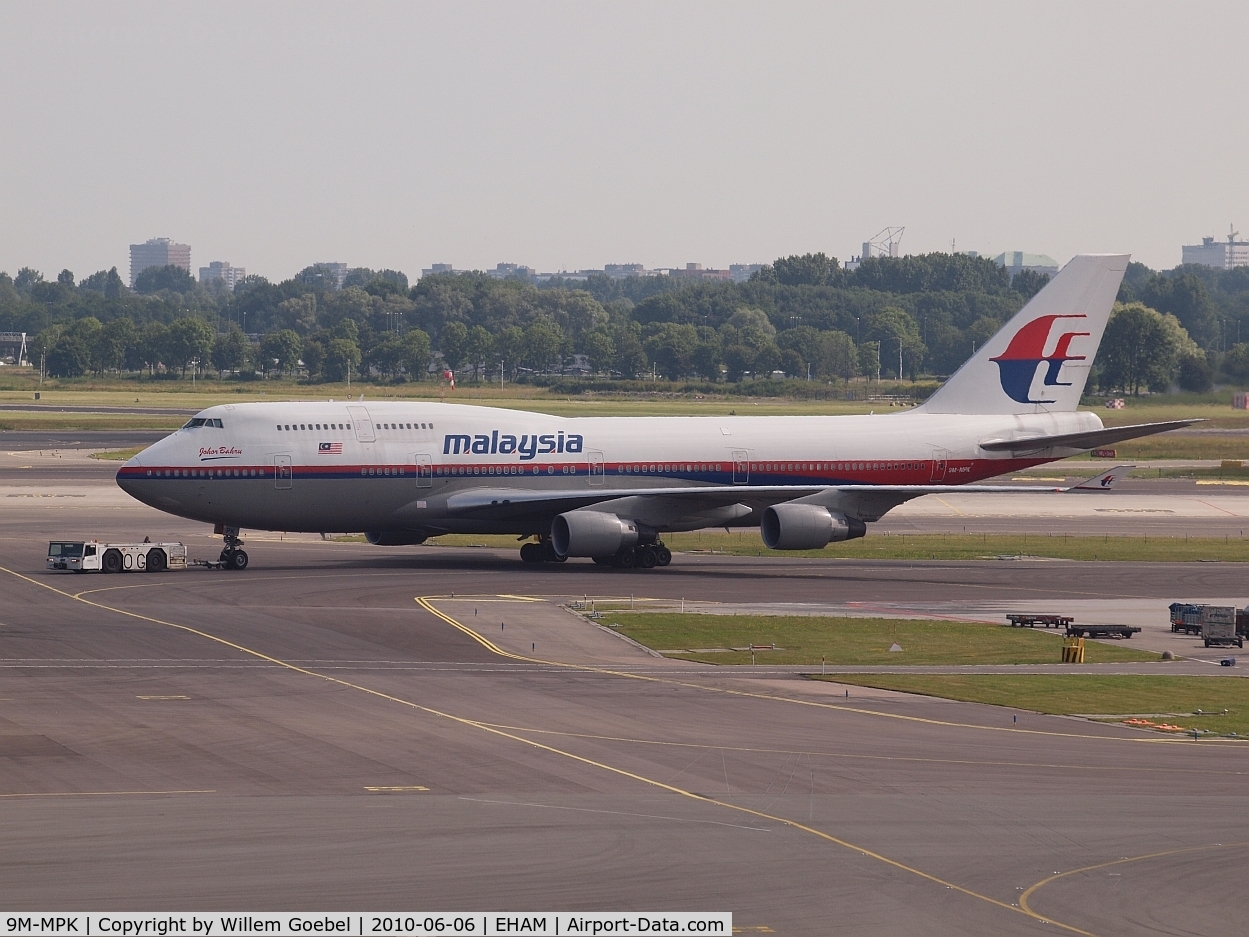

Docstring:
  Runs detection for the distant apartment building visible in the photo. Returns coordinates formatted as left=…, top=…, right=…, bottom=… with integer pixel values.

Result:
left=1183, top=229, right=1249, bottom=269
left=669, top=263, right=732, bottom=281
left=989, top=251, right=1060, bottom=278
left=422, top=263, right=458, bottom=277
left=730, top=264, right=763, bottom=283
left=488, top=263, right=538, bottom=280
left=129, top=237, right=191, bottom=287
left=604, top=263, right=646, bottom=278
left=199, top=261, right=245, bottom=290
left=315, top=262, right=349, bottom=289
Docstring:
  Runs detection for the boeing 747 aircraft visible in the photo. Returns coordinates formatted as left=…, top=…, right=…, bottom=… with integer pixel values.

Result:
left=117, top=254, right=1195, bottom=570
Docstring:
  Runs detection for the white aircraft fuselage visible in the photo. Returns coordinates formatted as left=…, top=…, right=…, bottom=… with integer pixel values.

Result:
left=116, top=401, right=1098, bottom=535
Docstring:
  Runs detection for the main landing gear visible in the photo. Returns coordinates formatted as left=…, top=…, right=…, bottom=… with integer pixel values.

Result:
left=218, top=526, right=249, bottom=571
left=519, top=538, right=671, bottom=570
left=592, top=543, right=672, bottom=569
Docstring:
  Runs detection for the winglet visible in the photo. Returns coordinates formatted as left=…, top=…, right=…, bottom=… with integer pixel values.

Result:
left=1068, top=465, right=1135, bottom=491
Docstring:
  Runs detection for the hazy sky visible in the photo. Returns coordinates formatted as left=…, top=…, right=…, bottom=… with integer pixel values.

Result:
left=2, top=2, right=1246, bottom=282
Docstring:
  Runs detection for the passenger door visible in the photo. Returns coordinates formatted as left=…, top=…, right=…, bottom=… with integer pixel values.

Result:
left=413, top=453, right=432, bottom=488
left=275, top=453, right=293, bottom=489
left=346, top=406, right=375, bottom=442
left=929, top=449, right=949, bottom=482
left=732, top=450, right=750, bottom=485
left=587, top=450, right=605, bottom=486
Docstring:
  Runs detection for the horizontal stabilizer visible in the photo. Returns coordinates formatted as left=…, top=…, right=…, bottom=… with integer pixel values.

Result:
left=978, top=419, right=1200, bottom=453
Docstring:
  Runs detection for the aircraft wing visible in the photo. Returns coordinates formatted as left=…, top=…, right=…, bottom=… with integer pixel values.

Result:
left=435, top=466, right=1131, bottom=527
left=978, top=419, right=1200, bottom=453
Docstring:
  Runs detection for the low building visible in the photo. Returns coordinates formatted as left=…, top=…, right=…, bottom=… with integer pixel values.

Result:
left=1182, top=230, right=1249, bottom=270
left=990, top=251, right=1060, bottom=278
left=669, top=263, right=732, bottom=281
left=730, top=264, right=763, bottom=283
left=129, top=237, right=191, bottom=287
left=199, top=261, right=245, bottom=290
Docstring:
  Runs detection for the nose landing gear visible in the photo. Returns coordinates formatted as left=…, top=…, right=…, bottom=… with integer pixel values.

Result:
left=218, top=526, right=249, bottom=571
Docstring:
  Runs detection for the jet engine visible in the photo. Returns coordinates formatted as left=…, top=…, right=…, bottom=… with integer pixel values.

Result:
left=365, top=530, right=429, bottom=546
left=552, top=511, right=639, bottom=558
left=760, top=504, right=866, bottom=550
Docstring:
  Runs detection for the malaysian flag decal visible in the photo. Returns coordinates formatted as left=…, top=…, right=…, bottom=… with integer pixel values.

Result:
left=319, top=442, right=343, bottom=455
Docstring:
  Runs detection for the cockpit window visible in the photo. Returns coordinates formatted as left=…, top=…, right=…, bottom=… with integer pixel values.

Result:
left=183, top=418, right=207, bottom=429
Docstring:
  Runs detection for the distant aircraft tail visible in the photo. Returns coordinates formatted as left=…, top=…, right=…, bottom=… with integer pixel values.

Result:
left=919, top=254, right=1129, bottom=415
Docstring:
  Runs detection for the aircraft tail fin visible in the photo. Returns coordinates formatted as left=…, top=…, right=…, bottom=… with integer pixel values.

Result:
left=1069, top=464, right=1135, bottom=491
left=919, top=254, right=1129, bottom=415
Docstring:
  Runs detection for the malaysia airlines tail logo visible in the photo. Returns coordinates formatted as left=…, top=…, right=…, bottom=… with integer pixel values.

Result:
left=990, top=314, right=1090, bottom=404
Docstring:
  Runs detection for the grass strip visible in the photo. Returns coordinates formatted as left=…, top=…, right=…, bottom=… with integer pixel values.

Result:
left=607, top=613, right=1158, bottom=666
left=88, top=447, right=144, bottom=461
left=663, top=530, right=1249, bottom=561
left=350, top=531, right=1249, bottom=562
left=813, top=673, right=1249, bottom=736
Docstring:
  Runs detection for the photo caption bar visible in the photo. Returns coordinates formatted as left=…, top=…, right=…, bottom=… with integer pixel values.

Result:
left=1, top=914, right=731, bottom=937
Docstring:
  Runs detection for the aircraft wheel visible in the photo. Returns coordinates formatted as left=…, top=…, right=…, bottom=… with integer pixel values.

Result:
left=615, top=548, right=635, bottom=569
left=102, top=549, right=122, bottom=574
left=520, top=543, right=543, bottom=563
left=219, top=548, right=233, bottom=565
left=229, top=549, right=249, bottom=571
left=146, top=549, right=167, bottom=573
left=637, top=547, right=657, bottom=569
left=655, top=545, right=672, bottom=566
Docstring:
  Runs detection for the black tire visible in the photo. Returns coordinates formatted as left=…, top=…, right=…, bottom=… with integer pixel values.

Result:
left=615, top=548, right=636, bottom=569
left=229, top=549, right=249, bottom=571
left=656, top=546, right=672, bottom=566
left=637, top=547, right=657, bottom=569
left=520, top=543, right=542, bottom=564
left=1205, top=640, right=1211, bottom=648
left=102, top=549, right=122, bottom=574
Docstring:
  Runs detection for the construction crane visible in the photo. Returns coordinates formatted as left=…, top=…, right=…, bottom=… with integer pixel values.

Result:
left=862, top=227, right=905, bottom=259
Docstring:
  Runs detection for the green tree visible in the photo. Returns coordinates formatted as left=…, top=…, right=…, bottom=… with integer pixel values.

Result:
left=134, top=264, right=196, bottom=294
left=301, top=338, right=326, bottom=378
left=212, top=328, right=249, bottom=374
left=690, top=329, right=722, bottom=380
left=140, top=322, right=169, bottom=374
left=97, top=317, right=138, bottom=374
left=165, top=317, right=215, bottom=377
left=1096, top=302, right=1181, bottom=395
left=644, top=323, right=699, bottom=379
left=46, top=333, right=90, bottom=377
left=276, top=294, right=318, bottom=334
left=865, top=306, right=925, bottom=378
left=324, top=338, right=361, bottom=383
left=367, top=338, right=405, bottom=379
left=582, top=329, right=616, bottom=374
left=438, top=321, right=469, bottom=371
left=1223, top=343, right=1249, bottom=384
left=1177, top=351, right=1213, bottom=392
left=521, top=317, right=565, bottom=372
left=754, top=252, right=841, bottom=287
left=400, top=329, right=432, bottom=380
left=858, top=341, right=880, bottom=379
left=466, top=325, right=494, bottom=381
left=260, top=329, right=303, bottom=376
left=614, top=325, right=647, bottom=379
left=492, top=326, right=523, bottom=379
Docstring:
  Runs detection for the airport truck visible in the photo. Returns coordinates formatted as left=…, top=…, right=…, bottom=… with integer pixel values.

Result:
left=47, top=540, right=187, bottom=573
left=1202, top=606, right=1243, bottom=649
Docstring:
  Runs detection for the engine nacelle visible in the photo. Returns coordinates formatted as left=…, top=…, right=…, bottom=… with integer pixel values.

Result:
left=552, top=511, right=639, bottom=558
left=760, top=504, right=866, bottom=550
left=365, top=530, right=429, bottom=546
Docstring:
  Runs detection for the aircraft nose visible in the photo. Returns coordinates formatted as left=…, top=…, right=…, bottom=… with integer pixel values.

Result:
left=116, top=454, right=156, bottom=505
